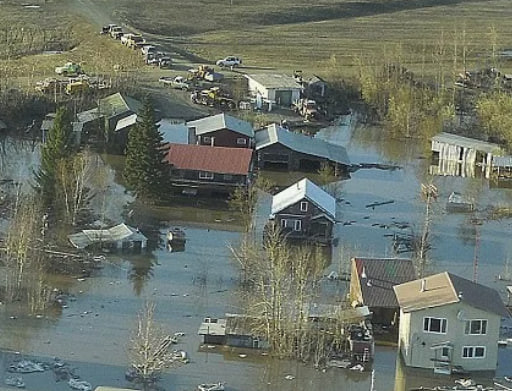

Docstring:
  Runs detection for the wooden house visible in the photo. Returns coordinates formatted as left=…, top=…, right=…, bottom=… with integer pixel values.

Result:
left=431, top=132, right=502, bottom=178
left=268, top=178, right=336, bottom=244
left=349, top=257, right=416, bottom=327
left=255, top=123, right=350, bottom=174
left=394, top=272, right=509, bottom=373
left=163, top=143, right=254, bottom=196
left=187, top=113, right=254, bottom=148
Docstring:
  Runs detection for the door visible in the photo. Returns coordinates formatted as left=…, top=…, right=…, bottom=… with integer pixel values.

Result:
left=275, top=90, right=293, bottom=107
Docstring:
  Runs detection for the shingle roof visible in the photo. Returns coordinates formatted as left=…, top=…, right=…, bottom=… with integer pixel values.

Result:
left=255, top=123, right=350, bottom=166
left=271, top=178, right=336, bottom=221
left=393, top=272, right=510, bottom=317
left=246, top=73, right=302, bottom=89
left=432, top=132, right=501, bottom=154
left=187, top=113, right=254, bottom=138
left=98, top=92, right=142, bottom=118
left=68, top=223, right=147, bottom=249
left=353, top=257, right=416, bottom=308
left=164, top=143, right=253, bottom=175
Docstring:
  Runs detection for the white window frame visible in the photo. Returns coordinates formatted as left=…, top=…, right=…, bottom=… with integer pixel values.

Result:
left=236, top=137, right=247, bottom=145
left=462, top=346, right=486, bottom=359
left=199, top=171, right=214, bottom=180
left=440, top=347, right=450, bottom=359
left=464, top=319, right=487, bottom=335
left=300, top=201, right=308, bottom=212
left=294, top=219, right=302, bottom=231
left=423, top=317, right=447, bottom=334
left=280, top=219, right=288, bottom=228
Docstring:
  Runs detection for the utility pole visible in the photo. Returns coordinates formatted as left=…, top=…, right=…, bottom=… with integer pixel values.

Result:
left=418, top=183, right=438, bottom=278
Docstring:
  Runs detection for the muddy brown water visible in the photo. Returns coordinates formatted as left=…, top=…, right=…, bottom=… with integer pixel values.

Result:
left=1, top=115, right=512, bottom=391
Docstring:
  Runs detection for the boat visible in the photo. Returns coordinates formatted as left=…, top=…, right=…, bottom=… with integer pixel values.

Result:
left=197, top=382, right=225, bottom=391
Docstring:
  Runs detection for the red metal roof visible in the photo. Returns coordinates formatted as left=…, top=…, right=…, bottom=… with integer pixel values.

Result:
left=164, top=143, right=253, bottom=175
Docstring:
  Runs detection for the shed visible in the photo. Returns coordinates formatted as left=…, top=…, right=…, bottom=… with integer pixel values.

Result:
left=492, top=155, right=512, bottom=180
left=245, top=73, right=302, bottom=107
left=255, top=123, right=350, bottom=173
left=68, top=223, right=147, bottom=251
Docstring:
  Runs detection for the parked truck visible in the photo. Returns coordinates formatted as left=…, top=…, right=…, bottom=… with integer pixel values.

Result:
left=292, top=98, right=318, bottom=121
left=55, top=62, right=83, bottom=77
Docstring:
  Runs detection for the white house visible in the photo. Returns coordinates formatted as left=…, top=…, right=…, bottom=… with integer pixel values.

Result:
left=393, top=272, right=509, bottom=374
left=245, top=73, right=302, bottom=107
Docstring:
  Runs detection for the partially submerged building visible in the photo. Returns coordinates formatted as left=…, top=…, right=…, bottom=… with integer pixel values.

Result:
left=394, top=272, right=509, bottom=374
left=164, top=143, right=254, bottom=195
left=68, top=223, right=147, bottom=251
left=187, top=113, right=254, bottom=148
left=198, top=315, right=266, bottom=349
left=255, top=123, right=350, bottom=174
left=349, top=257, right=416, bottom=327
left=431, top=132, right=502, bottom=178
left=268, top=178, right=336, bottom=244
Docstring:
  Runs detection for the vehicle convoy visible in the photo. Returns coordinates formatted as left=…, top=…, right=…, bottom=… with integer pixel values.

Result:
left=159, top=76, right=191, bottom=90
left=55, top=62, right=83, bottom=76
left=216, top=56, right=242, bottom=68
left=125, top=35, right=145, bottom=49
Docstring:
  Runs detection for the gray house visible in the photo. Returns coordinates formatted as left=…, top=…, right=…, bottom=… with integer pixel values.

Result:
left=255, top=123, right=350, bottom=174
left=394, top=272, right=509, bottom=374
left=245, top=73, right=302, bottom=107
left=268, top=178, right=336, bottom=244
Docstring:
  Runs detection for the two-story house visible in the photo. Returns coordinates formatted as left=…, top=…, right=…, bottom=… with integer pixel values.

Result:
left=164, top=143, right=254, bottom=196
left=187, top=113, right=254, bottom=148
left=393, top=272, right=510, bottom=374
left=268, top=178, right=336, bottom=244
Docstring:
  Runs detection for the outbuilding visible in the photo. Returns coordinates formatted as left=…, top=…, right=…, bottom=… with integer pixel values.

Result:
left=245, top=73, right=302, bottom=107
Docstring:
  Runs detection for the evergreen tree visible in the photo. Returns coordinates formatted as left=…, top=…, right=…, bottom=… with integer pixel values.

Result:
left=35, top=107, right=73, bottom=202
left=123, top=99, right=168, bottom=198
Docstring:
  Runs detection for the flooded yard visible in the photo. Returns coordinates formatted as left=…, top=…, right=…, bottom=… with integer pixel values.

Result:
left=1, top=113, right=512, bottom=391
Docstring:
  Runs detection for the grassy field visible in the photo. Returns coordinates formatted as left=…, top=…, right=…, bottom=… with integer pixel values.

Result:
left=97, top=0, right=512, bottom=78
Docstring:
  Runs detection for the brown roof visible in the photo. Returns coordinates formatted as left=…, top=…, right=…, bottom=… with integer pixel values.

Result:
left=353, top=257, right=416, bottom=308
left=164, top=143, right=253, bottom=175
left=393, top=272, right=510, bottom=317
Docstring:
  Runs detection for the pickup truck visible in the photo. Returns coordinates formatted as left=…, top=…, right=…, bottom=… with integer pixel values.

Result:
left=55, top=62, right=82, bottom=76
left=110, top=26, right=124, bottom=39
left=159, top=76, right=191, bottom=90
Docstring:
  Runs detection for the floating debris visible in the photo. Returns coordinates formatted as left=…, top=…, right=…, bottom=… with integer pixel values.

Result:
left=8, top=360, right=45, bottom=374
left=5, top=376, right=25, bottom=388
left=284, top=375, right=295, bottom=380
left=68, top=378, right=92, bottom=391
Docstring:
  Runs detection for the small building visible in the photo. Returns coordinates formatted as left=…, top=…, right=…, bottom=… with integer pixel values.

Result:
left=198, top=314, right=267, bottom=349
left=68, top=223, right=147, bottom=251
left=349, top=257, right=416, bottom=327
left=198, top=317, right=227, bottom=345
left=245, top=73, right=302, bottom=107
left=492, top=156, right=512, bottom=180
left=164, top=143, right=254, bottom=195
left=393, top=272, right=510, bottom=373
left=187, top=113, right=254, bottom=148
left=431, top=132, right=502, bottom=179
left=255, top=123, right=350, bottom=174
left=268, top=178, right=336, bottom=244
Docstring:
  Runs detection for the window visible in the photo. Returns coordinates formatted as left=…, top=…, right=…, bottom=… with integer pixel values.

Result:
left=224, top=174, right=233, bottom=181
left=237, top=138, right=247, bottom=145
left=294, top=220, right=302, bottom=231
left=300, top=201, right=308, bottom=212
left=423, top=317, right=447, bottom=334
left=199, top=171, right=214, bottom=180
left=462, top=346, right=485, bottom=358
left=441, top=347, right=450, bottom=358
left=465, top=319, right=487, bottom=335
left=202, top=136, right=211, bottom=144
left=280, top=219, right=288, bottom=228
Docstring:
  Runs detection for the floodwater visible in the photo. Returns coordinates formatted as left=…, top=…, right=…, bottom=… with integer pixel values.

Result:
left=0, top=114, right=512, bottom=391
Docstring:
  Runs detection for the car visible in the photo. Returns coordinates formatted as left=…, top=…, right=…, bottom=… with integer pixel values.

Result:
left=55, top=62, right=83, bottom=76
left=215, top=56, right=242, bottom=68
left=159, top=76, right=191, bottom=90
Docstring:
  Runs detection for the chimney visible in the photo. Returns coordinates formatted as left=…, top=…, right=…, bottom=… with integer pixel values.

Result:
left=361, top=267, right=367, bottom=279
left=420, top=279, right=427, bottom=292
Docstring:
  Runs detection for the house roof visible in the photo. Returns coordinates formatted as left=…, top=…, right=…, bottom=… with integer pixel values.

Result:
left=164, top=143, right=253, bottom=175
left=245, top=73, right=302, bottom=90
left=98, top=92, right=142, bottom=118
left=271, top=178, right=336, bottom=220
left=187, top=113, right=254, bottom=138
left=393, top=272, right=510, bottom=317
left=68, top=223, right=147, bottom=249
left=76, top=107, right=101, bottom=123
left=352, top=257, right=416, bottom=308
left=255, top=123, right=350, bottom=166
left=197, top=318, right=227, bottom=336
left=493, top=156, right=512, bottom=168
left=114, top=113, right=139, bottom=132
left=432, top=132, right=501, bottom=154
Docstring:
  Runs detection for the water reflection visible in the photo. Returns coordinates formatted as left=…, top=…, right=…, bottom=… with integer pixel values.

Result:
left=126, top=254, right=160, bottom=296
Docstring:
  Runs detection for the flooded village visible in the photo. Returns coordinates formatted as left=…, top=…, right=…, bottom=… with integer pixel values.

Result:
left=2, top=6, right=512, bottom=391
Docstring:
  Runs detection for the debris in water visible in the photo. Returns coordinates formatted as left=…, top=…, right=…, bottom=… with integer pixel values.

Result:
left=239, top=354, right=247, bottom=358
left=68, top=378, right=92, bottom=391
left=284, top=375, right=295, bottom=380
left=5, top=376, right=25, bottom=388
left=8, top=360, right=45, bottom=373
left=365, top=200, right=395, bottom=209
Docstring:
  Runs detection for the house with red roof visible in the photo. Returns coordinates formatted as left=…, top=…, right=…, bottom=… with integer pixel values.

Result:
left=164, top=143, right=254, bottom=195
